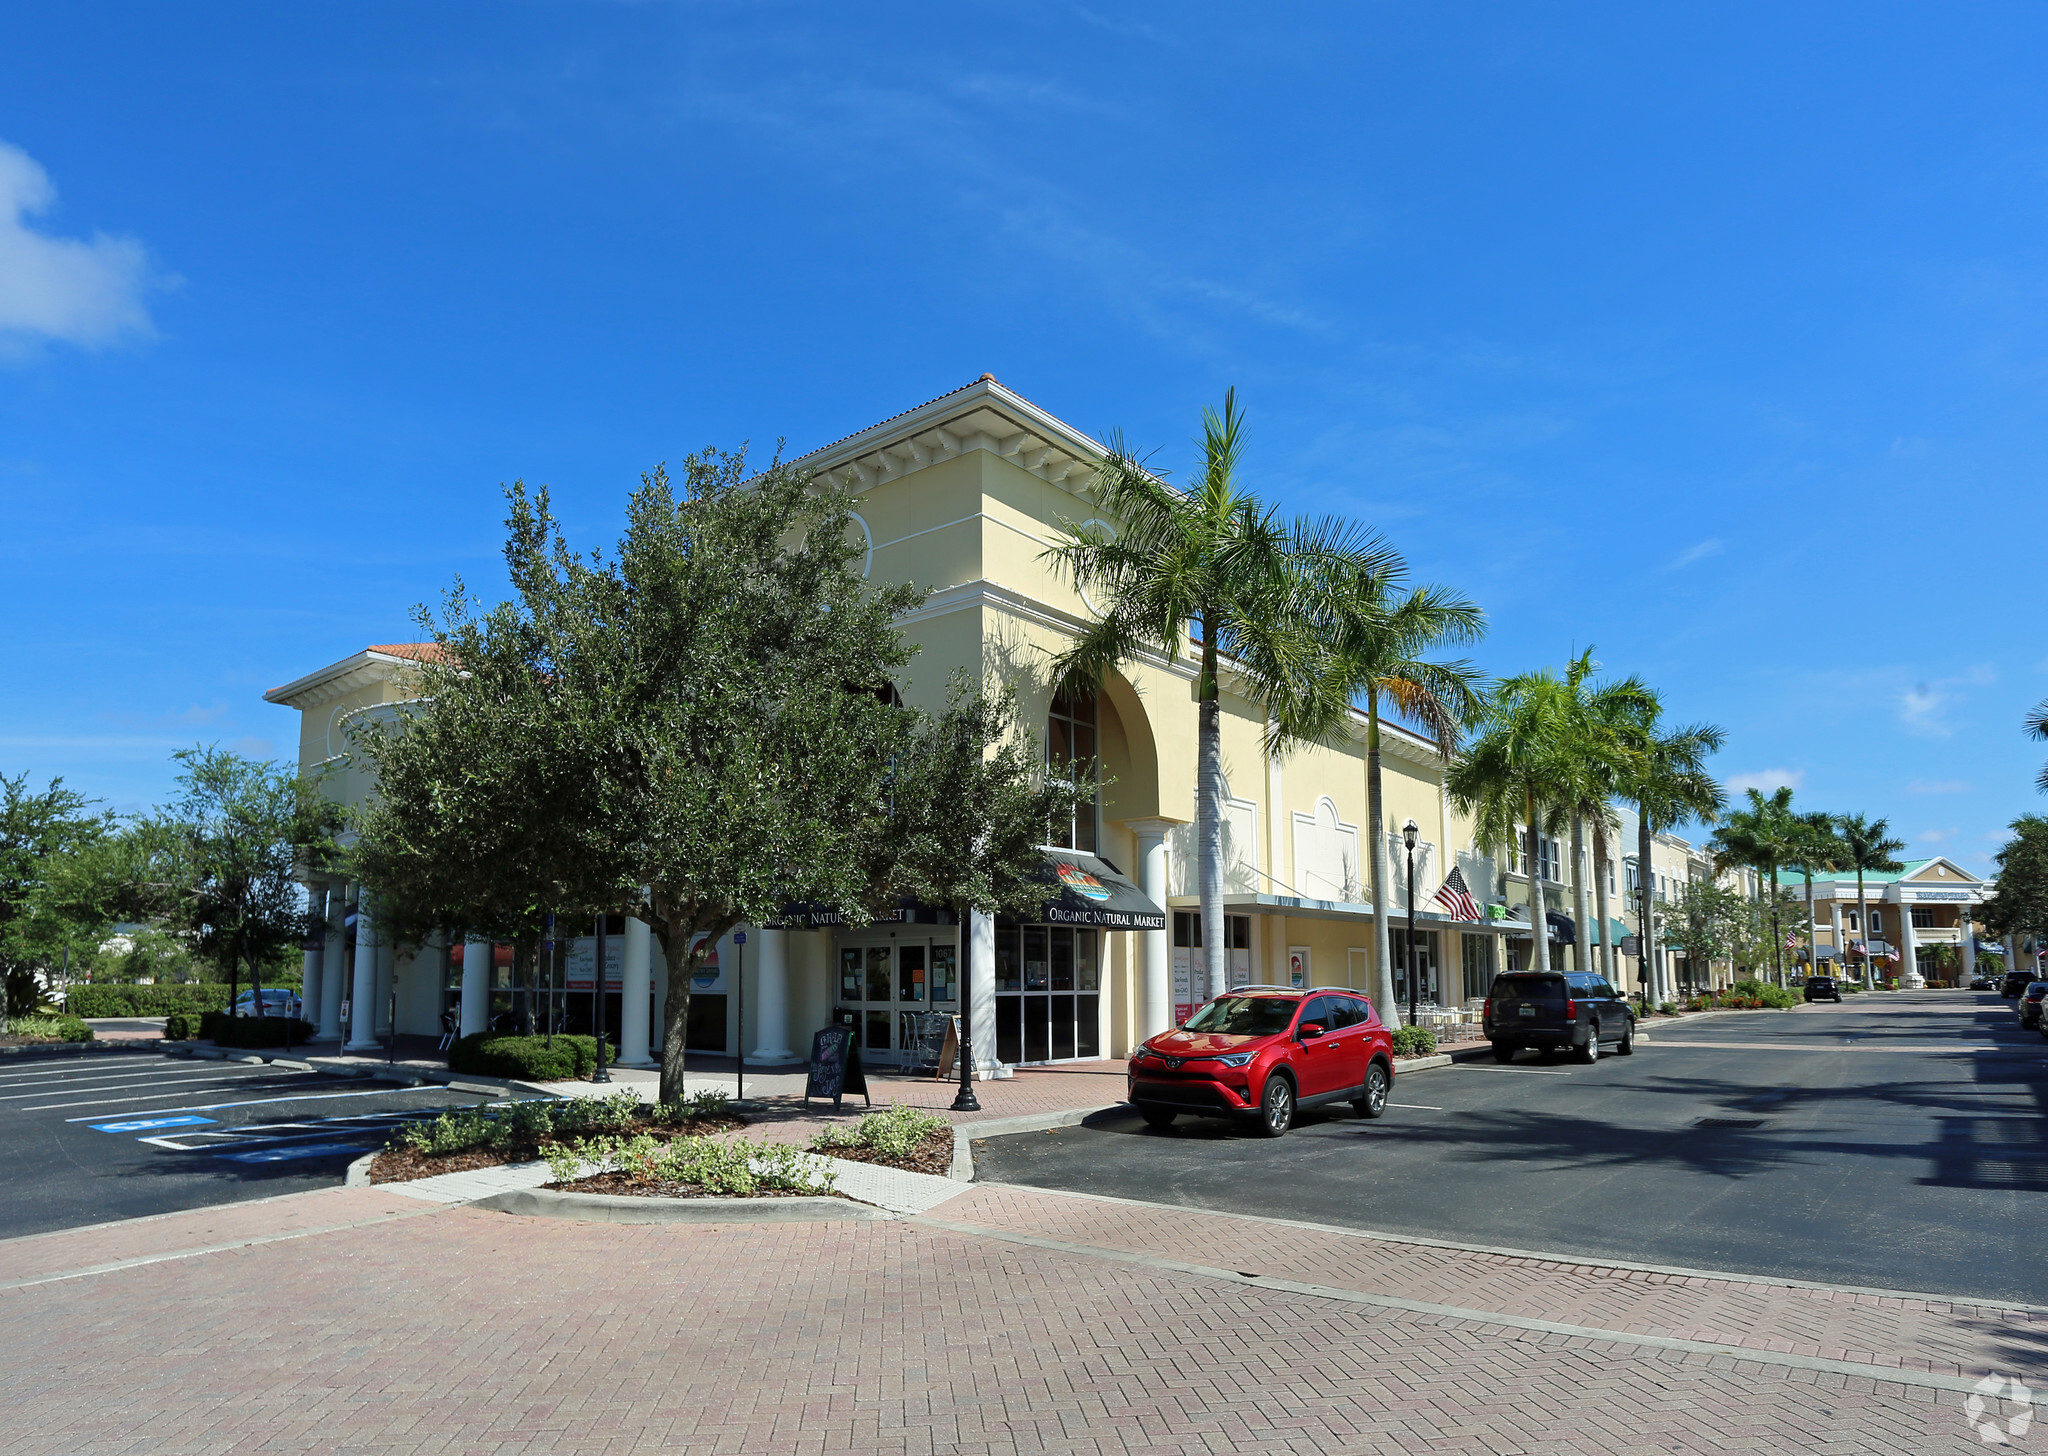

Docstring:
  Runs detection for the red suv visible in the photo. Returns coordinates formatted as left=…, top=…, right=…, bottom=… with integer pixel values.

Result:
left=1126, top=988, right=1395, bottom=1137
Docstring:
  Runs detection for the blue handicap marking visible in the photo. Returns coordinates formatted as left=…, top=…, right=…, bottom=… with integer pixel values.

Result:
left=214, top=1143, right=368, bottom=1164
left=90, top=1115, right=218, bottom=1133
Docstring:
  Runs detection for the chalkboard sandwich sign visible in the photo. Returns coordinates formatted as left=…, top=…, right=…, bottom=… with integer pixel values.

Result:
left=804, top=1025, right=871, bottom=1112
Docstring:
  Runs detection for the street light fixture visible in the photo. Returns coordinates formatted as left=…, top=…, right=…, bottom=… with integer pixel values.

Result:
left=1402, top=819, right=1420, bottom=1026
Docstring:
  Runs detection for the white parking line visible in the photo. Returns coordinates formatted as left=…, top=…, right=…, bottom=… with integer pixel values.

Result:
left=60, top=1085, right=448, bottom=1120
left=2, top=1072, right=277, bottom=1105
left=0, top=1067, right=276, bottom=1096
left=1387, top=1103, right=1443, bottom=1110
left=0, top=1056, right=272, bottom=1097
left=1461, top=1067, right=1573, bottom=1076
left=0, top=1062, right=250, bottom=1087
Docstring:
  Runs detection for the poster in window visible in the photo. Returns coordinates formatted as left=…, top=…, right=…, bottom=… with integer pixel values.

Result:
left=565, top=936, right=624, bottom=991
left=1288, top=947, right=1310, bottom=988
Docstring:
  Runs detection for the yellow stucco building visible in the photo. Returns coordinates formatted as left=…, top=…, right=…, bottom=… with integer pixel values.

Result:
left=266, top=377, right=1672, bottom=1069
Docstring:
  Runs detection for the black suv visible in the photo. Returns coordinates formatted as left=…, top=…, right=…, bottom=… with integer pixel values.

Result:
left=1483, top=971, right=1636, bottom=1063
left=2000, top=971, right=2034, bottom=998
left=1803, top=975, right=1842, bottom=1003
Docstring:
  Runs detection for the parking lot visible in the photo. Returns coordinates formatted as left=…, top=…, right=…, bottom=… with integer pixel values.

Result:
left=972, top=991, right=2048, bottom=1304
left=0, top=1048, right=491, bottom=1238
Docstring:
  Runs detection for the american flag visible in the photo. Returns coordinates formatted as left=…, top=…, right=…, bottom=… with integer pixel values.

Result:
left=1433, top=865, right=1481, bottom=922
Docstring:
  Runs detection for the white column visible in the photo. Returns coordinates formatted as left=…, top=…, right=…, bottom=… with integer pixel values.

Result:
left=1830, top=902, right=1845, bottom=978
left=460, top=936, right=490, bottom=1037
left=970, top=909, right=998, bottom=1074
left=747, top=926, right=796, bottom=1064
left=346, top=897, right=381, bottom=1051
left=373, top=937, right=396, bottom=1036
left=299, top=883, right=325, bottom=1026
left=318, top=883, right=347, bottom=1041
left=1133, top=826, right=1170, bottom=1039
left=1961, top=908, right=1976, bottom=983
left=620, top=917, right=655, bottom=1067
left=1897, top=895, right=1922, bottom=987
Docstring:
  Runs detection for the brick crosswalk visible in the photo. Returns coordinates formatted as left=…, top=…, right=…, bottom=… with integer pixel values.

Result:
left=0, top=1177, right=2022, bottom=1453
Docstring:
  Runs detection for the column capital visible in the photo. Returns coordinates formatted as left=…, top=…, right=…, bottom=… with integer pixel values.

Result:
left=1119, top=817, right=1185, bottom=842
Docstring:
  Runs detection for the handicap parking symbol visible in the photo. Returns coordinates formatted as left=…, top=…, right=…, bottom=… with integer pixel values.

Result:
left=89, top=1115, right=218, bottom=1134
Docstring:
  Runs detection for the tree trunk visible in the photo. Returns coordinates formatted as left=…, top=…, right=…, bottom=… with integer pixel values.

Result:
left=1804, top=870, right=1819, bottom=979
left=1198, top=633, right=1226, bottom=1002
left=228, top=929, right=243, bottom=1022
left=1856, top=871, right=1870, bottom=988
left=1593, top=822, right=1615, bottom=986
left=246, top=936, right=267, bottom=1027
left=1769, top=866, right=1783, bottom=984
left=1637, top=810, right=1656, bottom=1008
left=1527, top=789, right=1551, bottom=975
left=1570, top=813, right=1590, bottom=977
left=1366, top=693, right=1401, bottom=1028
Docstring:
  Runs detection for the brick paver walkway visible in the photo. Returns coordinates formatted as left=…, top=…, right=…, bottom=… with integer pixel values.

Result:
left=0, top=1176, right=2021, bottom=1453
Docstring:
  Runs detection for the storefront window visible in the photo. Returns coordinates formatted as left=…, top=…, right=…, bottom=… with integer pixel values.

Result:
left=1047, top=689, right=1099, bottom=852
left=993, top=918, right=1101, bottom=1064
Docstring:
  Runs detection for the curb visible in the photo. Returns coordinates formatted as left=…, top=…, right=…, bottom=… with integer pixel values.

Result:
left=1394, top=1053, right=1453, bottom=1074
left=344, top=1152, right=376, bottom=1188
left=471, top=1186, right=886, bottom=1224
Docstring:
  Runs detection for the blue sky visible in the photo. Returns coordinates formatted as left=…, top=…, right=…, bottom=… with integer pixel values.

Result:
left=4, top=3, right=2046, bottom=870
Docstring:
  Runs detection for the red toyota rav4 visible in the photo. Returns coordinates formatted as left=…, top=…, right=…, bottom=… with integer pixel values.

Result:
left=1126, top=987, right=1396, bottom=1137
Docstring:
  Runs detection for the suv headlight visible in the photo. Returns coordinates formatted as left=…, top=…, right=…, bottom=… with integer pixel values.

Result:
left=1213, top=1052, right=1254, bottom=1068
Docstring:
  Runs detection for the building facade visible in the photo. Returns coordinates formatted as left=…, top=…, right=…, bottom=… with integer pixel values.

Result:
left=265, top=377, right=1721, bottom=1068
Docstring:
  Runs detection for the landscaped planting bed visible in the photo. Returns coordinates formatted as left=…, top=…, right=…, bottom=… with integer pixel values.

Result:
left=807, top=1104, right=953, bottom=1175
left=367, top=1090, right=743, bottom=1183
left=544, top=1134, right=840, bottom=1200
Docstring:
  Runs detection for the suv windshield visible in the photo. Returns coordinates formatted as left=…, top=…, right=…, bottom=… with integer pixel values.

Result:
left=1183, top=996, right=1300, bottom=1037
left=1491, top=974, right=1566, bottom=1000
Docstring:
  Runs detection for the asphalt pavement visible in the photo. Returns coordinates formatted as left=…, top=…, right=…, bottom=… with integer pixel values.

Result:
left=970, top=989, right=2048, bottom=1304
left=0, top=1047, right=491, bottom=1238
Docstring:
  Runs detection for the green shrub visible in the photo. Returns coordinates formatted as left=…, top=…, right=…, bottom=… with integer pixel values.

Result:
left=1657, top=1001, right=1679, bottom=1016
left=201, top=1011, right=316, bottom=1048
left=1842, top=983, right=1862, bottom=994
left=650, top=1088, right=730, bottom=1125
left=65, top=984, right=232, bottom=1019
left=1729, top=979, right=1797, bottom=1010
left=162, top=1012, right=192, bottom=1041
left=447, top=1033, right=614, bottom=1082
left=1389, top=1025, right=1437, bottom=1057
left=810, top=1102, right=950, bottom=1159
left=5, top=1015, right=93, bottom=1042
left=549, top=1132, right=833, bottom=1196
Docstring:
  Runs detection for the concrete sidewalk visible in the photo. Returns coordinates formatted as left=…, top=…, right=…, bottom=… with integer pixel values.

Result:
left=0, top=1170, right=2023, bottom=1452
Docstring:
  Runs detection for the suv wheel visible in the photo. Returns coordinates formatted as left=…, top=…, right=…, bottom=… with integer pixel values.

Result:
left=1491, top=1040, right=1515, bottom=1062
left=1577, top=1031, right=1600, bottom=1064
left=1257, top=1073, right=1295, bottom=1137
left=1615, top=1025, right=1634, bottom=1056
left=1353, top=1061, right=1391, bottom=1120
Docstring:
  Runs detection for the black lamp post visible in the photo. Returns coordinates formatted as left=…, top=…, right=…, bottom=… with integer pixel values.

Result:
left=1403, top=819, right=1420, bottom=1026
left=951, top=908, right=980, bottom=1112
left=591, top=914, right=611, bottom=1084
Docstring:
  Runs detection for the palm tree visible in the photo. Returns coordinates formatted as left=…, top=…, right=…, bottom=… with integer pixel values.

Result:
left=1281, top=578, right=1484, bottom=1026
left=1620, top=708, right=1727, bottom=1005
left=1549, top=652, right=1657, bottom=990
left=1835, top=813, right=1904, bottom=987
left=1447, top=667, right=1578, bottom=982
left=1786, top=810, right=1847, bottom=977
left=1045, top=390, right=1397, bottom=1003
left=1711, top=787, right=1800, bottom=984
left=2027, top=699, right=2048, bottom=794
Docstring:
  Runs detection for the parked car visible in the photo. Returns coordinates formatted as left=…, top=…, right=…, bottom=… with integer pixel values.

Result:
left=2018, top=982, right=2048, bottom=1030
left=1970, top=975, right=2000, bottom=991
left=234, top=989, right=302, bottom=1019
left=2000, top=971, right=2034, bottom=998
left=1483, top=971, right=1636, bottom=1062
left=1803, top=975, right=1842, bottom=1003
left=1127, top=987, right=1395, bottom=1137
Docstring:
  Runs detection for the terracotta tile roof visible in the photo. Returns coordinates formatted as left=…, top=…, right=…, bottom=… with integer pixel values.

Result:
left=367, top=642, right=453, bottom=664
left=797, top=373, right=1057, bottom=459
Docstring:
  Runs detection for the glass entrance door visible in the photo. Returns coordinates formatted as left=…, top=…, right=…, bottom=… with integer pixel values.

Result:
left=835, top=937, right=959, bottom=1064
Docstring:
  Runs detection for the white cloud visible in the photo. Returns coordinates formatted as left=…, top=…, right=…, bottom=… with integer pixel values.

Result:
left=1727, top=768, right=1805, bottom=794
left=0, top=140, right=156, bottom=348
left=1668, top=538, right=1724, bottom=569
left=1907, top=778, right=1972, bottom=794
left=1917, top=827, right=1957, bottom=845
left=1896, top=664, right=1997, bottom=738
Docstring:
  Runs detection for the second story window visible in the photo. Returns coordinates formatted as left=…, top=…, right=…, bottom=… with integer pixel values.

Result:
left=1047, top=688, right=1098, bottom=853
